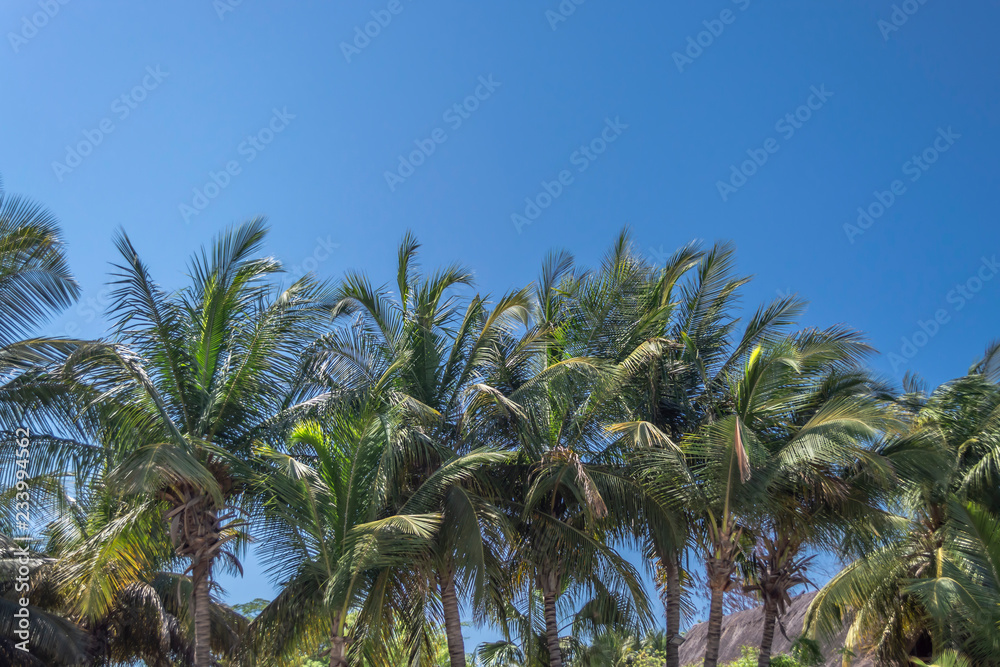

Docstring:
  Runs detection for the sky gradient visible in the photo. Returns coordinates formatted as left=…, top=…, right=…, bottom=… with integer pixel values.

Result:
left=3, top=0, right=998, bottom=646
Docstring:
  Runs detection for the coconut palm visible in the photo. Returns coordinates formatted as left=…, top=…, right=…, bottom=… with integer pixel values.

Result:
left=0, top=176, right=81, bottom=522
left=0, top=177, right=80, bottom=350
left=3, top=218, right=999, bottom=667
left=646, top=243, right=752, bottom=667
left=47, top=470, right=247, bottom=667
left=314, top=232, right=526, bottom=667
left=2, top=468, right=248, bottom=667
left=740, top=350, right=901, bottom=667
left=805, top=345, right=1000, bottom=663
left=492, top=238, right=683, bottom=667
left=628, top=244, right=882, bottom=667
left=693, top=328, right=900, bottom=667
left=621, top=244, right=821, bottom=667
left=0, top=540, right=89, bottom=666
left=599, top=239, right=711, bottom=667
left=544, top=233, right=709, bottom=667
left=23, top=219, right=340, bottom=666
left=247, top=412, right=448, bottom=667
left=638, top=331, right=866, bottom=667
left=668, top=299, right=804, bottom=667
left=907, top=499, right=1000, bottom=663
left=0, top=179, right=81, bottom=661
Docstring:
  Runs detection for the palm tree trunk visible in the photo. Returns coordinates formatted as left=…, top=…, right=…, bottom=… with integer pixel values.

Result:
left=704, top=527, right=740, bottom=667
left=665, top=555, right=681, bottom=667
left=703, top=583, right=725, bottom=667
left=329, top=619, right=348, bottom=667
left=540, top=572, right=563, bottom=667
left=757, top=597, right=779, bottom=667
left=191, top=557, right=213, bottom=667
left=439, top=569, right=467, bottom=667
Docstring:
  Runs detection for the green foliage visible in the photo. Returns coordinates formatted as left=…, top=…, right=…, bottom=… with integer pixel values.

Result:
left=630, top=648, right=670, bottom=667
left=911, top=650, right=974, bottom=667
left=683, top=646, right=808, bottom=667
left=789, top=636, right=823, bottom=666
left=291, top=659, right=326, bottom=667
left=3, top=227, right=1000, bottom=667
left=805, top=348, right=1000, bottom=664
left=233, top=598, right=270, bottom=619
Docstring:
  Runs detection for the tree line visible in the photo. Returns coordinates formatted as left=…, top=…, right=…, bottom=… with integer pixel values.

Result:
left=1, top=188, right=999, bottom=667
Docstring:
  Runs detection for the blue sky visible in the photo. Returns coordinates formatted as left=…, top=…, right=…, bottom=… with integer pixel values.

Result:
left=3, top=0, right=999, bottom=648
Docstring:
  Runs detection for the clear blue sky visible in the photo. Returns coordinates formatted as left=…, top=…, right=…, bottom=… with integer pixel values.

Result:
left=3, top=0, right=998, bottom=647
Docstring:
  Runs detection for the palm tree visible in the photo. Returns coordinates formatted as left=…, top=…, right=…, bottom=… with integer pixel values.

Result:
left=0, top=540, right=89, bottom=666
left=907, top=499, right=1000, bottom=663
left=0, top=177, right=80, bottom=351
left=0, top=175, right=82, bottom=509
left=47, top=470, right=246, bottom=666
left=316, top=232, right=525, bottom=667
left=0, top=176, right=81, bottom=442
left=599, top=239, right=703, bottom=667
left=1, top=462, right=249, bottom=667
left=740, top=343, right=900, bottom=667
left=805, top=344, right=1000, bottom=663
left=638, top=336, right=813, bottom=667
left=26, top=219, right=339, bottom=667
left=623, top=244, right=819, bottom=667
left=0, top=178, right=80, bottom=662
left=4, top=213, right=999, bottom=667
left=248, top=413, right=445, bottom=667
left=689, top=329, right=898, bottom=667
left=492, top=238, right=677, bottom=667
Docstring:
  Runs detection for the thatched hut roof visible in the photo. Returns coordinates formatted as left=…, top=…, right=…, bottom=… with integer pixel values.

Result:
left=677, top=592, right=874, bottom=667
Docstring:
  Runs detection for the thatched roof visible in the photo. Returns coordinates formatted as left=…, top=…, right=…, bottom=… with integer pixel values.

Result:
left=677, top=592, right=874, bottom=667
